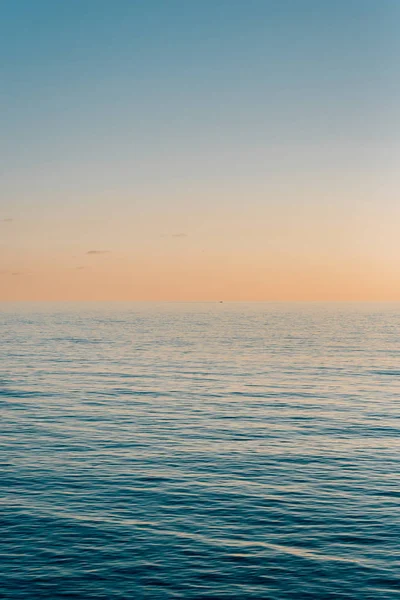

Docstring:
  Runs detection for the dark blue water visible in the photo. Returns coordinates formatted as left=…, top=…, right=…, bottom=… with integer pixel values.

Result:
left=1, top=303, right=399, bottom=599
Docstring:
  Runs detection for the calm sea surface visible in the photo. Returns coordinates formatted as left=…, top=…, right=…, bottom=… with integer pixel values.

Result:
left=1, top=302, right=399, bottom=599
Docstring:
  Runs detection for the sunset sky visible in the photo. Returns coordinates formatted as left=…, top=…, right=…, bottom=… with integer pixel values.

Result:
left=1, top=0, right=399, bottom=301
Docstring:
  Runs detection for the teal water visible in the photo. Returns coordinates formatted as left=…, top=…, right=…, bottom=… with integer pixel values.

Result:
left=1, top=302, right=399, bottom=599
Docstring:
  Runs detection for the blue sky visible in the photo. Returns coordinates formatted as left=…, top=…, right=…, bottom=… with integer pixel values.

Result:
left=1, top=1, right=400, bottom=300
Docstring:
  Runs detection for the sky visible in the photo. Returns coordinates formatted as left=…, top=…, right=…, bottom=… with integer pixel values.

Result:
left=1, top=0, right=399, bottom=301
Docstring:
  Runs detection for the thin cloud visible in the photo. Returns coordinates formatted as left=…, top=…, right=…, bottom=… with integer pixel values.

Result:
left=1, top=218, right=13, bottom=222
left=86, top=250, right=110, bottom=255
left=0, top=269, right=21, bottom=275
left=75, top=266, right=87, bottom=270
left=161, top=233, right=188, bottom=238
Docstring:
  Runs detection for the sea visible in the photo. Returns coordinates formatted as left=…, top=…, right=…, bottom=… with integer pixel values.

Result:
left=1, top=302, right=399, bottom=599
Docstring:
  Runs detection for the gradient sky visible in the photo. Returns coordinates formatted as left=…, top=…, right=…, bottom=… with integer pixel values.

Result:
left=1, top=0, right=399, bottom=301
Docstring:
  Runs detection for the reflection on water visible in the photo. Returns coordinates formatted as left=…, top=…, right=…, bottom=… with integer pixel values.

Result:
left=1, top=303, right=399, bottom=599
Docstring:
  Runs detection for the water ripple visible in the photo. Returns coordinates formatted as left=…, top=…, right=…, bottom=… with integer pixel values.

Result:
left=1, top=302, right=399, bottom=599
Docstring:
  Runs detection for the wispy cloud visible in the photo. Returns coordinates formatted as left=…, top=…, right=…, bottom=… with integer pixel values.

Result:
left=0, top=269, right=21, bottom=275
left=86, top=250, right=110, bottom=255
left=75, top=266, right=87, bottom=270
left=161, top=233, right=188, bottom=238
left=1, top=218, right=13, bottom=223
